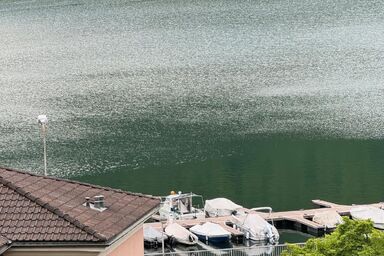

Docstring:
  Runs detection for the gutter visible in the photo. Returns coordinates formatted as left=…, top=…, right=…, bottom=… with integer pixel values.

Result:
left=0, top=242, right=12, bottom=255
left=9, top=241, right=107, bottom=248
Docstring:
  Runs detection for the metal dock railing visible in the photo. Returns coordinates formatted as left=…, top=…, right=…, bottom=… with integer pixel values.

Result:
left=144, top=243, right=305, bottom=256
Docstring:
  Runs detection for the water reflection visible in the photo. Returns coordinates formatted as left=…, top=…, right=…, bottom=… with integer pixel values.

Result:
left=1, top=0, right=384, bottom=215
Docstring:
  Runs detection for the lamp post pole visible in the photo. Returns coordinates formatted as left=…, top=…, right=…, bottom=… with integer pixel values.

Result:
left=38, top=115, right=48, bottom=176
left=42, top=124, right=47, bottom=176
left=161, top=220, right=165, bottom=255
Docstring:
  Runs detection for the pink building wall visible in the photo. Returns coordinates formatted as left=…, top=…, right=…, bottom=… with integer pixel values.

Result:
left=107, top=227, right=144, bottom=256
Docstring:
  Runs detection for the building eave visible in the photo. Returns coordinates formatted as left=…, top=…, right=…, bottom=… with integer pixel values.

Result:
left=5, top=246, right=105, bottom=253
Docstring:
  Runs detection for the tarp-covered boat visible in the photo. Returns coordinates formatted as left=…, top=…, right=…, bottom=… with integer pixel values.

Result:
left=190, top=222, right=231, bottom=243
left=165, top=223, right=198, bottom=245
left=205, top=198, right=243, bottom=217
left=232, top=213, right=279, bottom=244
left=350, top=206, right=384, bottom=229
left=312, top=210, right=344, bottom=229
left=144, top=226, right=167, bottom=247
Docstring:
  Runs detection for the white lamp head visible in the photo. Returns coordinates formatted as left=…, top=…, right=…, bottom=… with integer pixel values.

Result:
left=37, top=115, right=48, bottom=125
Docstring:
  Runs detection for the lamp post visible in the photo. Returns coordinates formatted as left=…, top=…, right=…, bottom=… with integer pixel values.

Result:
left=37, top=115, right=48, bottom=176
left=161, top=220, right=165, bottom=255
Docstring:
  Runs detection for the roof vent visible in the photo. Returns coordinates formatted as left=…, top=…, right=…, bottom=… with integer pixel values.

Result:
left=94, top=195, right=105, bottom=209
left=83, top=195, right=107, bottom=212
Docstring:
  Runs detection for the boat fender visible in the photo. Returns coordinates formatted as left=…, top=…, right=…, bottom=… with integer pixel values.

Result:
left=264, top=231, right=270, bottom=242
left=246, top=231, right=250, bottom=239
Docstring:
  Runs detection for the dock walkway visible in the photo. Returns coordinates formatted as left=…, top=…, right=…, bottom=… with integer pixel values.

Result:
left=145, top=200, right=384, bottom=239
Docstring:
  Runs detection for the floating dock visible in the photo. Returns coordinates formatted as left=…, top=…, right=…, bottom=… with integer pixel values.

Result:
left=146, top=200, right=384, bottom=240
left=258, top=199, right=384, bottom=236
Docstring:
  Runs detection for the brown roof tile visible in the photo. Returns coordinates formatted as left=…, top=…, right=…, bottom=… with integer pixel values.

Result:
left=0, top=167, right=160, bottom=245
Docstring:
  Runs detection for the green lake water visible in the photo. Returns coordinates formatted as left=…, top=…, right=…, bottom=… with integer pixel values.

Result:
left=77, top=137, right=384, bottom=211
left=1, top=0, right=384, bottom=242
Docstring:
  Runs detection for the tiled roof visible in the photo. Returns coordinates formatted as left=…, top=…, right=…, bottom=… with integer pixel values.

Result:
left=0, top=167, right=160, bottom=245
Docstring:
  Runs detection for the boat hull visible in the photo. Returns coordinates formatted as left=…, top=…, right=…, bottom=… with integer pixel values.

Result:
left=174, top=238, right=198, bottom=245
left=189, top=222, right=232, bottom=244
left=350, top=206, right=384, bottom=230
left=194, top=233, right=230, bottom=244
left=373, top=223, right=384, bottom=230
left=351, top=217, right=384, bottom=230
left=232, top=214, right=279, bottom=244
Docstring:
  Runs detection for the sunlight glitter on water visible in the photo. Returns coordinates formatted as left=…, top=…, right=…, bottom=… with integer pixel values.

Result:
left=1, top=0, right=384, bottom=178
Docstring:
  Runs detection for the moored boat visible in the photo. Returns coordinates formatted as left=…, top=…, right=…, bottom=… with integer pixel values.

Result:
left=165, top=223, right=199, bottom=245
left=143, top=226, right=167, bottom=248
left=159, top=191, right=205, bottom=220
left=204, top=198, right=243, bottom=217
left=232, top=212, right=279, bottom=244
left=189, top=222, right=231, bottom=244
left=350, top=206, right=384, bottom=229
left=312, top=210, right=343, bottom=229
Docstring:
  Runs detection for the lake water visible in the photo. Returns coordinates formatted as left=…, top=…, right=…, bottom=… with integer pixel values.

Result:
left=1, top=0, right=384, bottom=219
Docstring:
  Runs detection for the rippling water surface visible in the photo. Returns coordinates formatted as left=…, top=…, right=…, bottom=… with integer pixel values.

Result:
left=1, top=0, right=384, bottom=211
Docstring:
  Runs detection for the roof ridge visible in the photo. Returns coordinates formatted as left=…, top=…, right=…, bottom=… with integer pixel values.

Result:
left=0, top=176, right=107, bottom=242
left=0, top=166, right=159, bottom=200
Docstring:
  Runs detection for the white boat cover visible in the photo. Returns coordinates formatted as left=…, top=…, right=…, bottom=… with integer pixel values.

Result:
left=312, top=210, right=344, bottom=228
left=165, top=223, right=198, bottom=245
left=205, top=198, right=243, bottom=217
left=350, top=206, right=384, bottom=229
left=190, top=222, right=231, bottom=237
left=144, top=226, right=167, bottom=243
left=232, top=213, right=279, bottom=243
